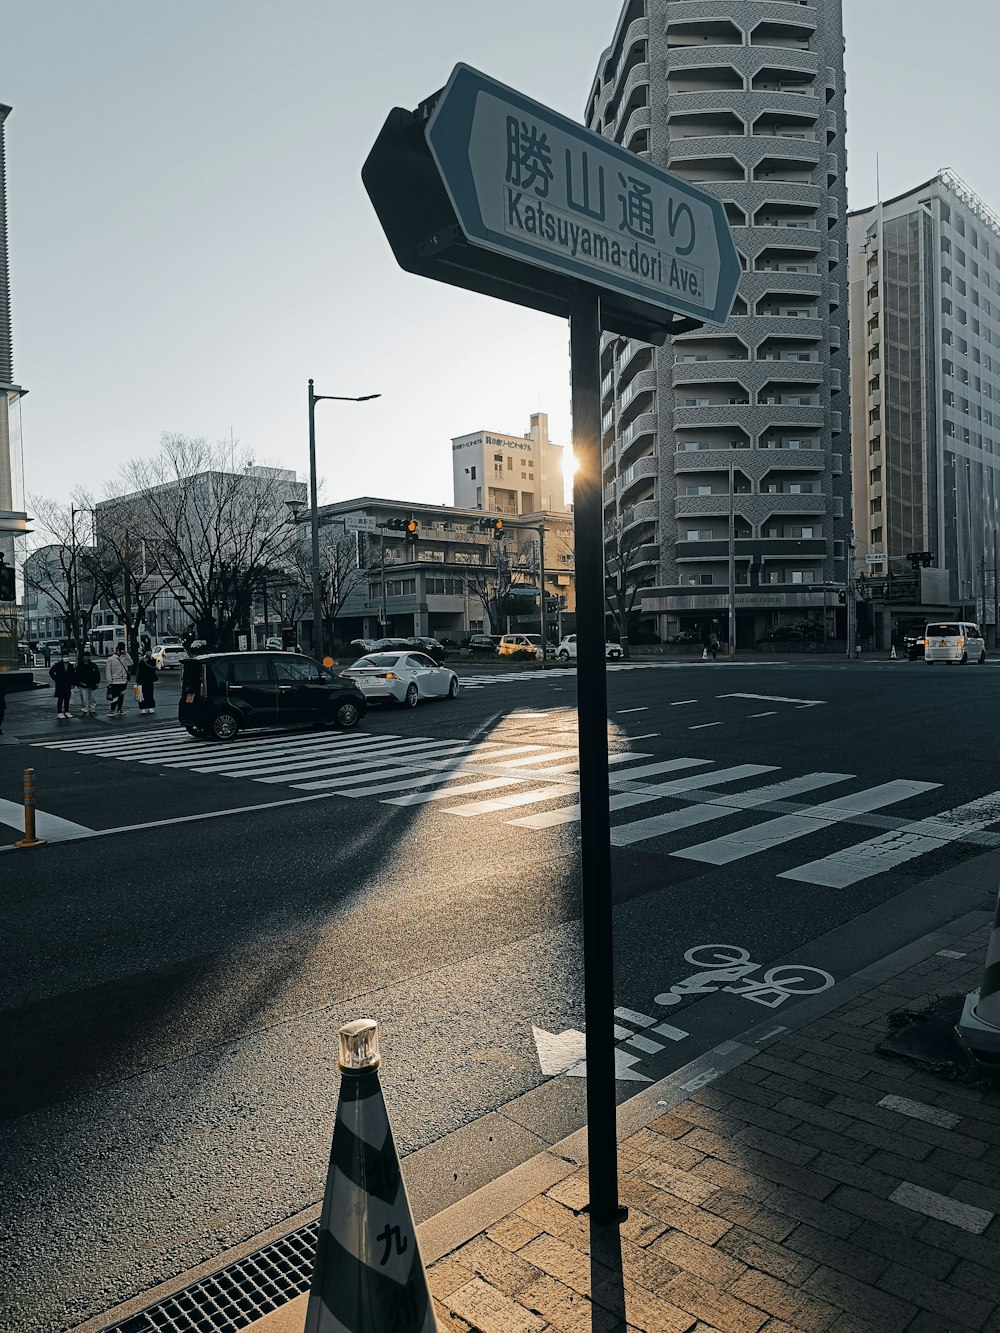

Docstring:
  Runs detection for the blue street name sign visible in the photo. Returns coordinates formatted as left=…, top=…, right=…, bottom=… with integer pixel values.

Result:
left=426, top=64, right=741, bottom=327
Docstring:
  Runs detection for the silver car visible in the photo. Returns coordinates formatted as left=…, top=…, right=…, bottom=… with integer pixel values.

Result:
left=151, top=643, right=188, bottom=669
left=343, top=651, right=460, bottom=707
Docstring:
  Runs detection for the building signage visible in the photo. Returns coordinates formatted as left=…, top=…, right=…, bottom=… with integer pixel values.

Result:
left=345, top=515, right=377, bottom=532
left=864, top=554, right=886, bottom=564
left=426, top=64, right=741, bottom=326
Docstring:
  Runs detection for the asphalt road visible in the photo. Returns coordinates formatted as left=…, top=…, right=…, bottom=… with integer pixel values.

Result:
left=2, top=658, right=998, bottom=1331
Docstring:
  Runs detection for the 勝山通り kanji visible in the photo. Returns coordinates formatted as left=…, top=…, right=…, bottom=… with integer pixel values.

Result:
left=506, top=116, right=554, bottom=198
left=617, top=172, right=655, bottom=241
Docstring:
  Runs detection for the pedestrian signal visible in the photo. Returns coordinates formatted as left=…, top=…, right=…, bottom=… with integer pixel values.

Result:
left=0, top=559, right=13, bottom=602
left=837, top=590, right=846, bottom=604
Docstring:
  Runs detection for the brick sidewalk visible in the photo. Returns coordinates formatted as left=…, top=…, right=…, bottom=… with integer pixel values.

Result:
left=429, top=923, right=1000, bottom=1333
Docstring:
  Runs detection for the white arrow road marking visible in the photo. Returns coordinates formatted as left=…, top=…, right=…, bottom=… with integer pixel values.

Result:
left=675, top=780, right=940, bottom=866
left=0, top=800, right=93, bottom=842
left=780, top=787, right=1000, bottom=887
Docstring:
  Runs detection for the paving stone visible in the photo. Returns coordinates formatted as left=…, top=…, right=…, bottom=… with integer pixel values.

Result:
left=915, top=1217, right=1000, bottom=1270
left=524, top=1230, right=622, bottom=1302
left=619, top=1207, right=668, bottom=1249
left=727, top=1269, right=840, bottom=1330
left=772, top=1096, right=851, bottom=1134
left=691, top=1086, right=735, bottom=1109
left=889, top=1181, right=994, bottom=1235
left=715, top=1224, right=818, bottom=1286
left=661, top=1270, right=770, bottom=1333
left=517, top=1195, right=591, bottom=1253
left=905, top=1312, right=980, bottom=1333
left=876, top=1261, right=996, bottom=1327
left=645, top=1190, right=736, bottom=1245
left=594, top=1281, right=698, bottom=1333
left=828, top=1095, right=988, bottom=1158
left=781, top=1222, right=889, bottom=1285
left=826, top=1185, right=924, bottom=1236
left=445, top=1275, right=548, bottom=1333
left=487, top=1213, right=544, bottom=1253
left=636, top=1157, right=721, bottom=1205
left=450, top=1234, right=546, bottom=1297
left=876, top=1093, right=961, bottom=1129
left=762, top=1186, right=859, bottom=1240
left=925, top=1146, right=1000, bottom=1186
left=702, top=1190, right=797, bottom=1244
left=712, top=1074, right=785, bottom=1110
left=810, top=1151, right=898, bottom=1194
left=851, top=1219, right=958, bottom=1281
left=763, top=1073, right=836, bottom=1107
left=732, top=1126, right=818, bottom=1167
left=950, top=1256, right=1000, bottom=1301
left=956, top=1116, right=1000, bottom=1148
left=433, top=1296, right=472, bottom=1331
left=547, top=1171, right=591, bottom=1212
left=692, top=1157, right=777, bottom=1204
left=651, top=1230, right=747, bottom=1287
left=649, top=1114, right=711, bottom=1140
left=677, top=1128, right=838, bottom=1200
left=671, top=1101, right=762, bottom=1140
left=790, top=1122, right=877, bottom=1166
left=862, top=1150, right=957, bottom=1196
left=644, top=1135, right=710, bottom=1171
left=951, top=1178, right=1000, bottom=1215
left=516, top=1273, right=617, bottom=1333
left=801, top=1264, right=916, bottom=1331
left=427, top=1254, right=475, bottom=1299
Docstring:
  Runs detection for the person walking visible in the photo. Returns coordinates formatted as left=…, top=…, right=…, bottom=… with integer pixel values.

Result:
left=42, top=643, right=51, bottom=669
left=708, top=630, right=720, bottom=663
left=75, top=649, right=101, bottom=717
left=135, top=652, right=158, bottom=715
left=49, top=651, right=76, bottom=718
left=105, top=642, right=132, bottom=716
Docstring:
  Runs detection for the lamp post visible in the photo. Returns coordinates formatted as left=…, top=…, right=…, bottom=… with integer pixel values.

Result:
left=305, top=380, right=380, bottom=659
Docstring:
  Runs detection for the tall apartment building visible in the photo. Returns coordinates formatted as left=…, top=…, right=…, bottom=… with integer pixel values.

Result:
left=452, top=412, right=568, bottom=515
left=586, top=0, right=850, bottom=647
left=849, top=170, right=1000, bottom=632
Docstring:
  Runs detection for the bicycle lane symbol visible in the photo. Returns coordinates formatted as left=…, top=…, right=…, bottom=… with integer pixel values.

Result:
left=654, top=944, right=835, bottom=1011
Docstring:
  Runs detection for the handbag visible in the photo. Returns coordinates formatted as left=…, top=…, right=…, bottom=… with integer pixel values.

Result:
left=133, top=685, right=141, bottom=700
left=106, top=686, right=114, bottom=701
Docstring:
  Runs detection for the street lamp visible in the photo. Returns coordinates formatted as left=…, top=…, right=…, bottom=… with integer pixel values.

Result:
left=305, top=380, right=380, bottom=658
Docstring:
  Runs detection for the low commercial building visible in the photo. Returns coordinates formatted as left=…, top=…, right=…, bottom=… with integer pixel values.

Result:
left=314, top=497, right=575, bottom=643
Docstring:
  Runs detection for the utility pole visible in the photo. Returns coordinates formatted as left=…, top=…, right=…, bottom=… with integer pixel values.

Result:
left=847, top=531, right=857, bottom=658
left=728, top=460, right=736, bottom=656
left=123, top=529, right=132, bottom=659
left=994, top=530, right=999, bottom=650
left=981, top=553, right=987, bottom=632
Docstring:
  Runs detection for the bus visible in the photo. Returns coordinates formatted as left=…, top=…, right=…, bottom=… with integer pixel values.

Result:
left=90, top=625, right=128, bottom=657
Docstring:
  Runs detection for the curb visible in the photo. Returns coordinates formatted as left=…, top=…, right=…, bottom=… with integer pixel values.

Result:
left=71, top=903, right=993, bottom=1333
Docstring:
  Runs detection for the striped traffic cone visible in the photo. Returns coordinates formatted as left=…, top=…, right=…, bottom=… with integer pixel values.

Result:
left=957, top=889, right=1000, bottom=1064
left=305, top=1019, right=436, bottom=1333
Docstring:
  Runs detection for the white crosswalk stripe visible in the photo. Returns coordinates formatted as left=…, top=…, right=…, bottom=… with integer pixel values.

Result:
left=674, top=780, right=940, bottom=866
left=32, top=726, right=1000, bottom=888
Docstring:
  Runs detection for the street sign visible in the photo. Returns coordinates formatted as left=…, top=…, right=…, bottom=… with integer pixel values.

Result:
left=864, top=554, right=886, bottom=564
left=424, top=64, right=740, bottom=327
left=345, top=515, right=377, bottom=533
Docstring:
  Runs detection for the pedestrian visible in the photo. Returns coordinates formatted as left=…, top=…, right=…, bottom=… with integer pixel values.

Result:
left=42, top=643, right=51, bottom=669
left=135, top=652, right=158, bottom=715
left=708, top=630, right=720, bottom=662
left=105, top=642, right=132, bottom=716
left=49, top=651, right=76, bottom=718
left=75, top=649, right=101, bottom=717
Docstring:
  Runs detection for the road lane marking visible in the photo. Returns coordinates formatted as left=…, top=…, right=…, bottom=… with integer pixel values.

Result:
left=689, top=723, right=721, bottom=730
left=617, top=707, right=648, bottom=714
left=384, top=777, right=525, bottom=806
left=718, top=693, right=825, bottom=706
left=675, top=780, right=940, bottom=866
left=780, top=787, right=1000, bottom=888
left=629, top=732, right=660, bottom=740
left=670, top=700, right=697, bottom=706
left=748, top=712, right=777, bottom=718
left=0, top=799, right=94, bottom=842
left=444, top=785, right=578, bottom=816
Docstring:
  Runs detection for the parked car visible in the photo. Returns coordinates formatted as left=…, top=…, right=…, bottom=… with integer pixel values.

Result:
left=343, top=651, right=460, bottom=707
left=349, top=638, right=377, bottom=655
left=151, top=643, right=188, bottom=670
left=372, top=637, right=417, bottom=653
left=923, top=621, right=986, bottom=665
left=556, top=634, right=624, bottom=661
left=406, top=635, right=447, bottom=663
left=463, top=634, right=499, bottom=656
left=178, top=651, right=367, bottom=740
left=498, top=633, right=543, bottom=660
left=903, top=633, right=924, bottom=661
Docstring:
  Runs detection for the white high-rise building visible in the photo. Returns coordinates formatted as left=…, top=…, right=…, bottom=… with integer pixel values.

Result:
left=849, top=169, right=1000, bottom=638
left=452, top=412, right=568, bottom=515
left=587, top=0, right=850, bottom=648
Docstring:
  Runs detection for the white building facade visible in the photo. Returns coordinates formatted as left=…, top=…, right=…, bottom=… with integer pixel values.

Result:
left=452, top=412, right=568, bottom=516
left=849, top=170, right=1000, bottom=633
left=587, top=0, right=851, bottom=648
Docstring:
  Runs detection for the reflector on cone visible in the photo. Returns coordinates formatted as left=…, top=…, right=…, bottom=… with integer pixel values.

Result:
left=305, top=1019, right=436, bottom=1333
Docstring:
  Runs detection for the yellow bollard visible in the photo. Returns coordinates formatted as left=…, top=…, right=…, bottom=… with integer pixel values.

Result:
left=14, top=768, right=46, bottom=849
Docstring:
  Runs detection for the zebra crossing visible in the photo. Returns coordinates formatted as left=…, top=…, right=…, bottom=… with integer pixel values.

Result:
left=34, top=726, right=1000, bottom=888
left=459, top=660, right=672, bottom=686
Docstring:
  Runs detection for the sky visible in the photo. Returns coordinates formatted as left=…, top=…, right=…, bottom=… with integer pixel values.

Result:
left=3, top=0, right=1000, bottom=510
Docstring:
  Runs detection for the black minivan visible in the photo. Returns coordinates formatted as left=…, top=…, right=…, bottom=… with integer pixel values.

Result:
left=179, top=652, right=368, bottom=740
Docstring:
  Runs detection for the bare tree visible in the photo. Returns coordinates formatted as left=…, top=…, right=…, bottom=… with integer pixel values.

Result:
left=23, top=492, right=102, bottom=655
left=605, top=517, right=654, bottom=659
left=113, top=434, right=303, bottom=651
left=89, top=489, right=162, bottom=659
left=288, top=522, right=371, bottom=648
left=463, top=536, right=535, bottom=633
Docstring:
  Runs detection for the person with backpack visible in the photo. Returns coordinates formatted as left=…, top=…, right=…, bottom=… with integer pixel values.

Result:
left=75, top=650, right=102, bottom=717
left=49, top=651, right=76, bottom=718
left=135, top=652, right=158, bottom=715
left=105, top=642, right=132, bottom=716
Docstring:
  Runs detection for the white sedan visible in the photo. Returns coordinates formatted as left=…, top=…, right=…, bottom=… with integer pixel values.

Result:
left=556, top=635, right=624, bottom=660
left=344, top=652, right=459, bottom=707
left=151, top=643, right=188, bottom=669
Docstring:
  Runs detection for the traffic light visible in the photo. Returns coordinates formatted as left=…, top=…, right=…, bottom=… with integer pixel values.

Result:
left=0, top=558, right=13, bottom=602
left=492, top=518, right=505, bottom=540
left=905, top=551, right=934, bottom=567
left=385, top=517, right=405, bottom=531
left=404, top=519, right=419, bottom=545
left=837, top=590, right=846, bottom=604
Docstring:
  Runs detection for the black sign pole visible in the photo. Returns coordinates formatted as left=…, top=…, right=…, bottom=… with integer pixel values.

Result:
left=569, top=281, right=623, bottom=1226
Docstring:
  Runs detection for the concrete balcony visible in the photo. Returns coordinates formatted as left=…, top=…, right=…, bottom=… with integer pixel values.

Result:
left=619, top=454, right=659, bottom=501
left=620, top=368, right=658, bottom=415
left=618, top=411, right=658, bottom=459
left=759, top=492, right=827, bottom=515
left=621, top=497, right=659, bottom=531
left=617, top=103, right=651, bottom=149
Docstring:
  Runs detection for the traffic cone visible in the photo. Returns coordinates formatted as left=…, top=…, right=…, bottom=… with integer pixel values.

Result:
left=956, top=888, right=1000, bottom=1065
left=305, top=1019, right=436, bottom=1333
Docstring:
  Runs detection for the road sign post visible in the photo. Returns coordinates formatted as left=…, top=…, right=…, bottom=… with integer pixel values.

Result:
left=363, top=62, right=739, bottom=1227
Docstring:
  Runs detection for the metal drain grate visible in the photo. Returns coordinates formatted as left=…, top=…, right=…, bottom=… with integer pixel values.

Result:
left=105, top=1220, right=318, bottom=1333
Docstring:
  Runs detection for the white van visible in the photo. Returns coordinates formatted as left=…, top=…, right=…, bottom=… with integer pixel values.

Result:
left=923, top=621, right=986, bottom=665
